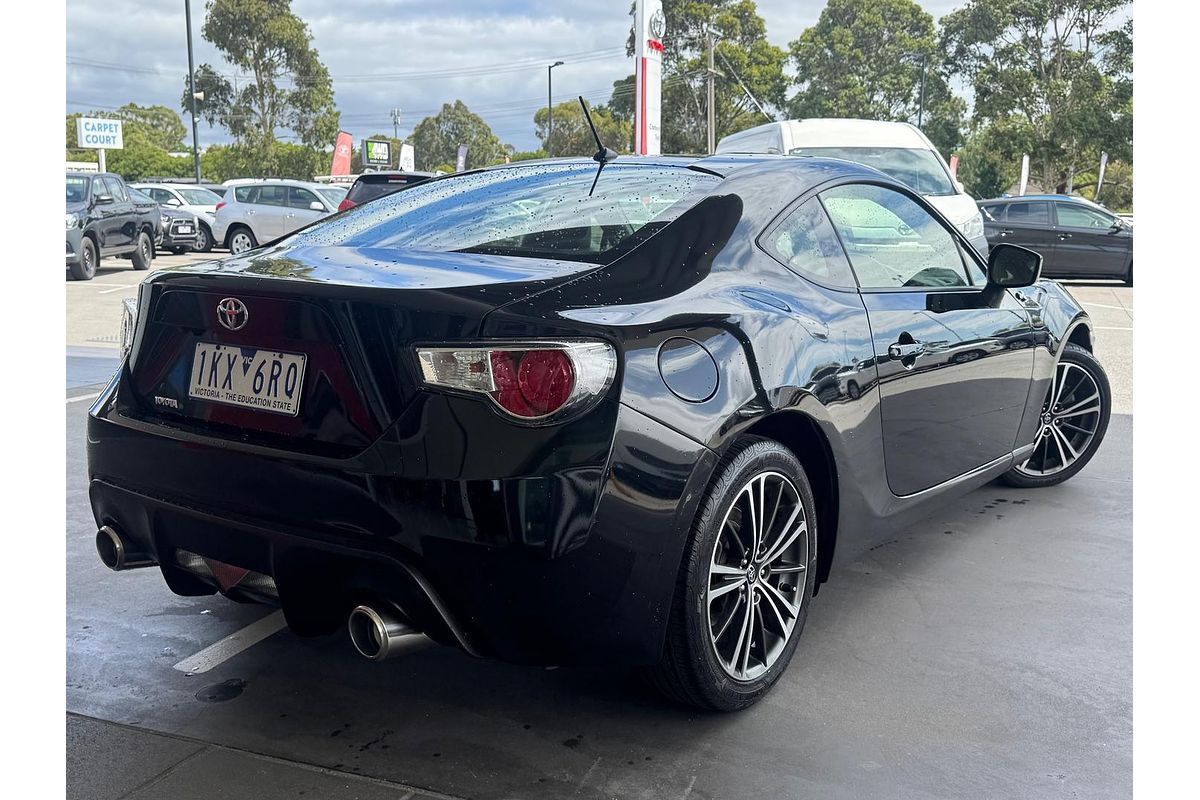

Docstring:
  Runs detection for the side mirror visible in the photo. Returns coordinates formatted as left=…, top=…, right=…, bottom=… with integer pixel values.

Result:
left=987, top=243, right=1042, bottom=288
left=309, top=201, right=325, bottom=212
left=94, top=194, right=114, bottom=205
left=165, top=197, right=182, bottom=207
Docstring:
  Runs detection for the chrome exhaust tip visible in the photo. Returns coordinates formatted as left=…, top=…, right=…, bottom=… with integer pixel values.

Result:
left=95, top=525, right=156, bottom=571
left=348, top=604, right=423, bottom=661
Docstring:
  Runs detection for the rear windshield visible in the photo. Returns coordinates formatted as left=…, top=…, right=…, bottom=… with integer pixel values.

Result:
left=347, top=176, right=429, bottom=204
left=291, top=163, right=720, bottom=263
left=787, top=146, right=956, bottom=196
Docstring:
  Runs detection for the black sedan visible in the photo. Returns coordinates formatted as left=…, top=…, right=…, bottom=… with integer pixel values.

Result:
left=88, top=156, right=1110, bottom=711
left=979, top=194, right=1133, bottom=284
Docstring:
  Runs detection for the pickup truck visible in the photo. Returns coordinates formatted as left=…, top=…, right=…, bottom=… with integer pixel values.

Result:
left=66, top=172, right=159, bottom=280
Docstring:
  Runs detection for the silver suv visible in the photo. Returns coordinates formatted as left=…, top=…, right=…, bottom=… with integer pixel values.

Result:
left=213, top=180, right=347, bottom=255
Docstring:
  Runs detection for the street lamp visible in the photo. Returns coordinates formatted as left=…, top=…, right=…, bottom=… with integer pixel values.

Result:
left=547, top=60, right=564, bottom=157
left=185, top=0, right=201, bottom=182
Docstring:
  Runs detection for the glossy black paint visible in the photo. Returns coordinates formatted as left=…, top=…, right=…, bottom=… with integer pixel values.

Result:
left=66, top=172, right=159, bottom=269
left=88, top=155, right=1093, bottom=667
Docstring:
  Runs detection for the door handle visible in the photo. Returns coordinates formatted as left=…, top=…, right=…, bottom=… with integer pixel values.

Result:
left=999, top=228, right=1014, bottom=237
left=888, top=341, right=925, bottom=359
left=1058, top=233, right=1073, bottom=240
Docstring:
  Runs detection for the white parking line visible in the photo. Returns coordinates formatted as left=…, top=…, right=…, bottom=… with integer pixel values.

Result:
left=173, top=610, right=288, bottom=674
left=66, top=392, right=102, bottom=404
left=1082, top=302, right=1133, bottom=312
left=1095, top=326, right=1133, bottom=331
left=98, top=285, right=137, bottom=295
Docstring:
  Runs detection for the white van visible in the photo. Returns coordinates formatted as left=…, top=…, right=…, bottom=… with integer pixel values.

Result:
left=716, top=119, right=988, bottom=255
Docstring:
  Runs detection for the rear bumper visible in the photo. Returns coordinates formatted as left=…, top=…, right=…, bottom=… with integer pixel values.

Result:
left=87, top=382, right=716, bottom=666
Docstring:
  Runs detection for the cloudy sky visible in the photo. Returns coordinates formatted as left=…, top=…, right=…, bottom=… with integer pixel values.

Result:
left=65, top=0, right=975, bottom=153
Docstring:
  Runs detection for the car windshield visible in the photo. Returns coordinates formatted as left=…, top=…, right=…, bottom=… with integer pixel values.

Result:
left=316, top=186, right=348, bottom=206
left=787, top=146, right=957, bottom=196
left=66, top=176, right=90, bottom=203
left=177, top=187, right=223, bottom=205
left=128, top=187, right=154, bottom=203
left=291, top=163, right=720, bottom=263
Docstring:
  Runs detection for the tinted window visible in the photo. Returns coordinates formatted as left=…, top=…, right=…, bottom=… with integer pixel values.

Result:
left=256, top=185, right=288, bottom=206
left=91, top=177, right=107, bottom=197
left=787, top=147, right=956, bottom=195
left=1056, top=202, right=1114, bottom=229
left=292, top=163, right=719, bottom=264
left=288, top=187, right=321, bottom=209
left=103, top=177, right=128, bottom=202
left=767, top=198, right=856, bottom=287
left=147, top=188, right=174, bottom=204
left=347, top=176, right=427, bottom=204
left=979, top=204, right=1007, bottom=222
left=1006, top=202, right=1050, bottom=224
left=821, top=184, right=970, bottom=289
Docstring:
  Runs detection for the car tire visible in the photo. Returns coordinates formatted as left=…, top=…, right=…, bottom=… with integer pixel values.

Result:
left=228, top=226, right=257, bottom=255
left=649, top=436, right=818, bottom=711
left=71, top=237, right=97, bottom=281
left=196, top=224, right=213, bottom=253
left=131, top=231, right=153, bottom=270
left=1000, top=342, right=1111, bottom=489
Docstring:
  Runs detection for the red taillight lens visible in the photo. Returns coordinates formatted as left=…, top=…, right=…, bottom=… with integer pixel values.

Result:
left=215, top=201, right=225, bottom=212
left=338, top=198, right=356, bottom=212
left=490, top=349, right=574, bottom=417
left=416, top=342, right=615, bottom=423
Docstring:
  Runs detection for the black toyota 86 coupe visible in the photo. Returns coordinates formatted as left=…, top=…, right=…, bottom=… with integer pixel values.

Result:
left=88, top=155, right=1110, bottom=711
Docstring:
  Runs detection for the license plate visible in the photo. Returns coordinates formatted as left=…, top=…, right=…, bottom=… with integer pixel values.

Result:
left=188, top=342, right=306, bottom=416
left=178, top=225, right=193, bottom=234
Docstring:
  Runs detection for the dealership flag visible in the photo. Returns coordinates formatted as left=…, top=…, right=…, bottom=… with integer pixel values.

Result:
left=635, top=0, right=665, bottom=155
left=1096, top=151, right=1109, bottom=200
left=330, top=131, right=353, bottom=176
left=948, top=154, right=959, bottom=179
left=400, top=143, right=415, bottom=172
left=1018, top=154, right=1030, bottom=196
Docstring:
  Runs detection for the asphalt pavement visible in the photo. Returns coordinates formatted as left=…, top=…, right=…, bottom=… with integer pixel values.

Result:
left=65, top=255, right=1132, bottom=799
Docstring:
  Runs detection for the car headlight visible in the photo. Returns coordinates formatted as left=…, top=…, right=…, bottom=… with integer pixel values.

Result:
left=66, top=213, right=80, bottom=230
left=961, top=212, right=984, bottom=240
left=120, top=297, right=138, bottom=360
left=160, top=213, right=169, bottom=227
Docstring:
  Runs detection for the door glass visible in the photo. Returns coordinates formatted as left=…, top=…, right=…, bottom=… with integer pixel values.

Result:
left=820, top=184, right=970, bottom=289
left=256, top=185, right=287, bottom=206
left=1056, top=203, right=1114, bottom=229
left=103, top=177, right=128, bottom=202
left=766, top=198, right=857, bottom=287
left=980, top=204, right=1007, bottom=222
left=91, top=177, right=107, bottom=198
left=288, top=187, right=321, bottom=210
left=150, top=188, right=172, bottom=204
left=1006, top=202, right=1049, bottom=224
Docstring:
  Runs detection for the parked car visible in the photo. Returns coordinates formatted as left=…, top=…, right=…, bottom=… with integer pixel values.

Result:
left=130, top=182, right=224, bottom=252
left=212, top=180, right=345, bottom=255
left=978, top=195, right=1133, bottom=284
left=338, top=171, right=435, bottom=211
left=716, top=118, right=989, bottom=255
left=66, top=171, right=158, bottom=280
left=91, top=155, right=1109, bottom=711
left=128, top=187, right=201, bottom=255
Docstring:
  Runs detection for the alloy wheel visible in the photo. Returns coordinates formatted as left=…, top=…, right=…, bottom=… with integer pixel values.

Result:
left=1017, top=361, right=1103, bottom=476
left=706, top=471, right=809, bottom=682
left=230, top=232, right=252, bottom=254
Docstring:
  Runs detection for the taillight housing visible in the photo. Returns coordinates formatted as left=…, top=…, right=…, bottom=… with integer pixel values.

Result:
left=215, top=201, right=225, bottom=212
left=416, top=341, right=616, bottom=423
left=338, top=197, right=356, bottom=212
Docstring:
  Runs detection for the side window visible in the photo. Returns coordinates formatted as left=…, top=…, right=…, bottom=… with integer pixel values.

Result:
left=821, top=183, right=970, bottom=289
left=103, top=177, right=128, bottom=202
left=1056, top=203, right=1114, bottom=229
left=149, top=188, right=172, bottom=204
left=1006, top=202, right=1049, bottom=224
left=980, top=204, right=1007, bottom=222
left=234, top=186, right=258, bottom=203
left=92, top=177, right=107, bottom=198
left=288, top=187, right=321, bottom=209
left=256, top=185, right=288, bottom=206
left=766, top=198, right=857, bottom=288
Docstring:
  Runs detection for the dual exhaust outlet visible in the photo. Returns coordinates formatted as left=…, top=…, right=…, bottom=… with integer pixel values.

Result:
left=96, top=526, right=427, bottom=662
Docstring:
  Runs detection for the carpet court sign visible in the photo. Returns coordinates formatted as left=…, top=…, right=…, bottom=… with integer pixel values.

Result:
left=76, top=117, right=123, bottom=172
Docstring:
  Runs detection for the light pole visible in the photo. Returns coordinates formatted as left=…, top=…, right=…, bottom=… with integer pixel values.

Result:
left=547, top=60, right=564, bottom=156
left=185, top=0, right=201, bottom=182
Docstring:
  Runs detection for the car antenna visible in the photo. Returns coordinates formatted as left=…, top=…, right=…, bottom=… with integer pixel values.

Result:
left=579, top=95, right=618, bottom=197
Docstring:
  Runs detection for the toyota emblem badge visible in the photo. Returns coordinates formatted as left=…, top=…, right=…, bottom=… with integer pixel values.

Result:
left=216, top=297, right=249, bottom=331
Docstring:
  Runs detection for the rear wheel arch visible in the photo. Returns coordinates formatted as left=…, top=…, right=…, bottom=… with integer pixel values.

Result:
left=739, top=411, right=840, bottom=588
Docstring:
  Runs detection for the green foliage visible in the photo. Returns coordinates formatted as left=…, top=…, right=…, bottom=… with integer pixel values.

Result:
left=941, top=0, right=1132, bottom=192
left=625, top=1, right=788, bottom=153
left=509, top=149, right=547, bottom=162
left=535, top=101, right=633, bottom=156
left=955, top=116, right=1036, bottom=198
left=201, top=141, right=325, bottom=182
left=409, top=101, right=507, bottom=171
left=787, top=0, right=964, bottom=154
left=184, top=0, right=340, bottom=173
